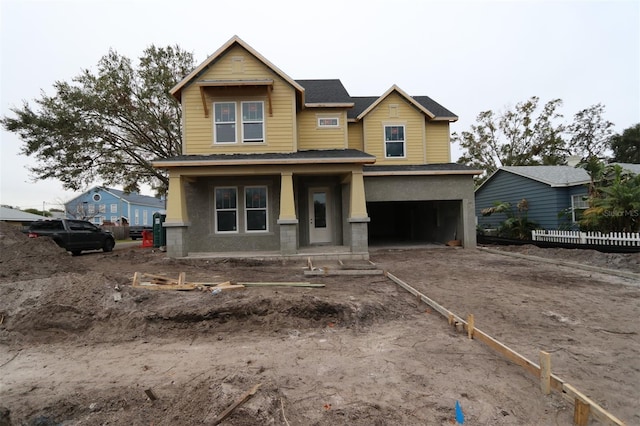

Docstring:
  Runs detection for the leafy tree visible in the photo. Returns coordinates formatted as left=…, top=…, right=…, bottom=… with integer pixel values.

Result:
left=567, top=103, right=614, bottom=160
left=1, top=45, right=195, bottom=194
left=453, top=97, right=567, bottom=183
left=580, top=164, right=640, bottom=232
left=610, top=123, right=640, bottom=163
left=481, top=199, right=538, bottom=239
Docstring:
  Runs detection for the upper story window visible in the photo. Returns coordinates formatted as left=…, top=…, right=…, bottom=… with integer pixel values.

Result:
left=214, top=102, right=237, bottom=143
left=241, top=101, right=264, bottom=142
left=318, top=117, right=339, bottom=128
left=384, top=125, right=405, bottom=158
left=214, top=101, right=265, bottom=144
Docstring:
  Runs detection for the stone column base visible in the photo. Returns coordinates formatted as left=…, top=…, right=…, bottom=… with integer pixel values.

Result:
left=278, top=219, right=298, bottom=255
left=348, top=217, right=370, bottom=253
left=164, top=222, right=190, bottom=258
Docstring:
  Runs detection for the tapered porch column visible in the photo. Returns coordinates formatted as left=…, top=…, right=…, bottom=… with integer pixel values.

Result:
left=164, top=173, right=190, bottom=258
left=348, top=170, right=370, bottom=253
left=277, top=171, right=298, bottom=254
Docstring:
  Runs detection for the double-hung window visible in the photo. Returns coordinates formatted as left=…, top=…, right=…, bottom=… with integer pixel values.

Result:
left=571, top=194, right=589, bottom=222
left=215, top=187, right=238, bottom=232
left=241, top=101, right=264, bottom=142
left=384, top=125, right=405, bottom=158
left=245, top=186, right=268, bottom=231
left=214, top=102, right=237, bottom=143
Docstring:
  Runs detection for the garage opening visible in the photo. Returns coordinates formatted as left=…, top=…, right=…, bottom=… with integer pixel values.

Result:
left=367, top=200, right=461, bottom=245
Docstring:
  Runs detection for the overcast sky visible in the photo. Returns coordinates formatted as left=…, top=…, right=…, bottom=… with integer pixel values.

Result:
left=1, top=0, right=638, bottom=210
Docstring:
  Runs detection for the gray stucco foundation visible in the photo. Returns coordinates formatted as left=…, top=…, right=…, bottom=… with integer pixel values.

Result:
left=164, top=223, right=189, bottom=258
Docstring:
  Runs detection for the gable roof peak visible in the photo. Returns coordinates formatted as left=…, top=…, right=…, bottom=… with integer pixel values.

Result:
left=170, top=35, right=304, bottom=101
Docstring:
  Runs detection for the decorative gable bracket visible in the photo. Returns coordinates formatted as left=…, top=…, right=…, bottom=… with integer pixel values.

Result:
left=195, top=79, right=274, bottom=118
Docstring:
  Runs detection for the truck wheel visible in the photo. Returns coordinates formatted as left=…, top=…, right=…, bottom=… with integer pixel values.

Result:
left=71, top=250, right=82, bottom=256
left=103, top=238, right=115, bottom=252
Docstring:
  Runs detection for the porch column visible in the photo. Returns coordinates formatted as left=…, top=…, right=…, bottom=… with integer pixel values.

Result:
left=164, top=173, right=190, bottom=258
left=277, top=171, right=298, bottom=255
left=348, top=170, right=370, bottom=254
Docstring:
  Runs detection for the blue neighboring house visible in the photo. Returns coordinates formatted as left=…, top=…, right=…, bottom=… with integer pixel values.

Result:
left=475, top=166, right=591, bottom=231
left=64, top=187, right=166, bottom=226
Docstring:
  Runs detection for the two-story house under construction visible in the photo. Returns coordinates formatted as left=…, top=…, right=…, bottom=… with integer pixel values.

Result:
left=153, top=36, right=481, bottom=259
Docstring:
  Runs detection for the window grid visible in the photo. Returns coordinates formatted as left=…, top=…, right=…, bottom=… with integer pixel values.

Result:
left=318, top=117, right=339, bottom=127
left=245, top=186, right=268, bottom=232
left=241, top=101, right=264, bottom=143
left=571, top=194, right=589, bottom=222
left=384, top=125, right=406, bottom=158
left=215, top=187, right=238, bottom=233
left=214, top=102, right=237, bottom=144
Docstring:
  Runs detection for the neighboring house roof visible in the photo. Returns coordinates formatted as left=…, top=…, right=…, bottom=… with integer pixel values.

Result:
left=479, top=166, right=591, bottom=190
left=614, top=162, right=640, bottom=175
left=295, top=79, right=354, bottom=107
left=0, top=206, right=49, bottom=222
left=153, top=149, right=376, bottom=167
left=365, top=164, right=482, bottom=176
left=351, top=85, right=458, bottom=122
left=104, top=188, right=165, bottom=209
left=64, top=187, right=165, bottom=209
left=170, top=35, right=305, bottom=102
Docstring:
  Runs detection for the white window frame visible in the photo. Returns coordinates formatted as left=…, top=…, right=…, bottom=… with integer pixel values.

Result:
left=134, top=209, right=139, bottom=225
left=110, top=203, right=118, bottom=213
left=245, top=186, right=268, bottom=232
left=88, top=204, right=95, bottom=214
left=384, top=124, right=406, bottom=158
left=215, top=187, right=238, bottom=233
left=241, top=101, right=265, bottom=143
left=110, top=216, right=118, bottom=223
left=213, top=102, right=237, bottom=144
left=317, top=117, right=339, bottom=128
left=143, top=210, right=148, bottom=225
left=571, top=194, right=589, bottom=222
left=99, top=204, right=106, bottom=213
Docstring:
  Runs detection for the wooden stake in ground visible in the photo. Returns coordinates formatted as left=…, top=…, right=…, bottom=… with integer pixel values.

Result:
left=540, top=351, right=551, bottom=395
left=212, top=383, right=261, bottom=425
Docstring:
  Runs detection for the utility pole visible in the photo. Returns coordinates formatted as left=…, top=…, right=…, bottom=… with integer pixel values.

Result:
left=42, top=201, right=45, bottom=216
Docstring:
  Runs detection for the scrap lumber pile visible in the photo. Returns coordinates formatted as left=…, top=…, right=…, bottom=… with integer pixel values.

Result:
left=304, top=258, right=384, bottom=276
left=131, top=272, right=324, bottom=291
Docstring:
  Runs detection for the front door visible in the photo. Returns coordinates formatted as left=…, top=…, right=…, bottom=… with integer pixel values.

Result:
left=308, top=187, right=332, bottom=244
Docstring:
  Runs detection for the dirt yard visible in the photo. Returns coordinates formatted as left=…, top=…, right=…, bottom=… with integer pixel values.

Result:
left=0, top=223, right=638, bottom=426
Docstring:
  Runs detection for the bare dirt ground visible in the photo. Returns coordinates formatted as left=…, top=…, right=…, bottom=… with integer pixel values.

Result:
left=0, top=222, right=638, bottom=426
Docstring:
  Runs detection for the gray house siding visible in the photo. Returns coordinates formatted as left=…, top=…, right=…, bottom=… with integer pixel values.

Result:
left=476, top=170, right=589, bottom=231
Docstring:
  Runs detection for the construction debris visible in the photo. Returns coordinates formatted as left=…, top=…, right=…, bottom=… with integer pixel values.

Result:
left=304, top=258, right=384, bottom=276
left=211, top=383, right=261, bottom=425
left=131, top=273, right=323, bottom=291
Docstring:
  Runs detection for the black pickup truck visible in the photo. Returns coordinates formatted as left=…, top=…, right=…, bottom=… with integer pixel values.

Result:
left=26, top=219, right=115, bottom=255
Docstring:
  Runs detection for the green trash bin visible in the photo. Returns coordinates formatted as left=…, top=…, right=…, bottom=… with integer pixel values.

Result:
left=152, top=213, right=167, bottom=248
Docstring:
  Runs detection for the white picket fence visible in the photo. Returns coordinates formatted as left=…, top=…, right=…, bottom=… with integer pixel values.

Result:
left=532, top=229, right=640, bottom=247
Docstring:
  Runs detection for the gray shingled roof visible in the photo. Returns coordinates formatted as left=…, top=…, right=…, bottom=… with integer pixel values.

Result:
left=348, top=95, right=456, bottom=120
left=156, top=149, right=375, bottom=163
left=0, top=206, right=49, bottom=222
left=105, top=188, right=165, bottom=209
left=295, top=80, right=353, bottom=104
left=614, top=162, right=640, bottom=175
left=501, top=166, right=590, bottom=187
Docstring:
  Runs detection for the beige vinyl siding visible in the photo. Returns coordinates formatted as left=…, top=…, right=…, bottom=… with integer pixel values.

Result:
left=362, top=93, right=425, bottom=165
left=425, top=121, right=451, bottom=163
left=182, top=45, right=297, bottom=155
left=347, top=122, right=364, bottom=151
left=297, top=109, right=347, bottom=150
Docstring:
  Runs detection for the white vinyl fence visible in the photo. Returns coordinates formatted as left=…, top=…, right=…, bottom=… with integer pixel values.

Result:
left=532, top=230, right=640, bottom=247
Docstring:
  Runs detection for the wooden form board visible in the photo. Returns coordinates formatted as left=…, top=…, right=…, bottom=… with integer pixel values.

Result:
left=384, top=271, right=626, bottom=426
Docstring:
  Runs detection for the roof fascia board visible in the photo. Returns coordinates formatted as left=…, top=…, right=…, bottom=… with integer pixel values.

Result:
left=364, top=169, right=483, bottom=176
left=153, top=156, right=376, bottom=168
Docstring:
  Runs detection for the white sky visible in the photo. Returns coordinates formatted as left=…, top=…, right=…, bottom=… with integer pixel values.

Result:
left=1, top=0, right=639, bottom=210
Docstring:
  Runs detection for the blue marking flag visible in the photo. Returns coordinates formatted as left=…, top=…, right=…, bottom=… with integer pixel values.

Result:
left=455, top=400, right=465, bottom=424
